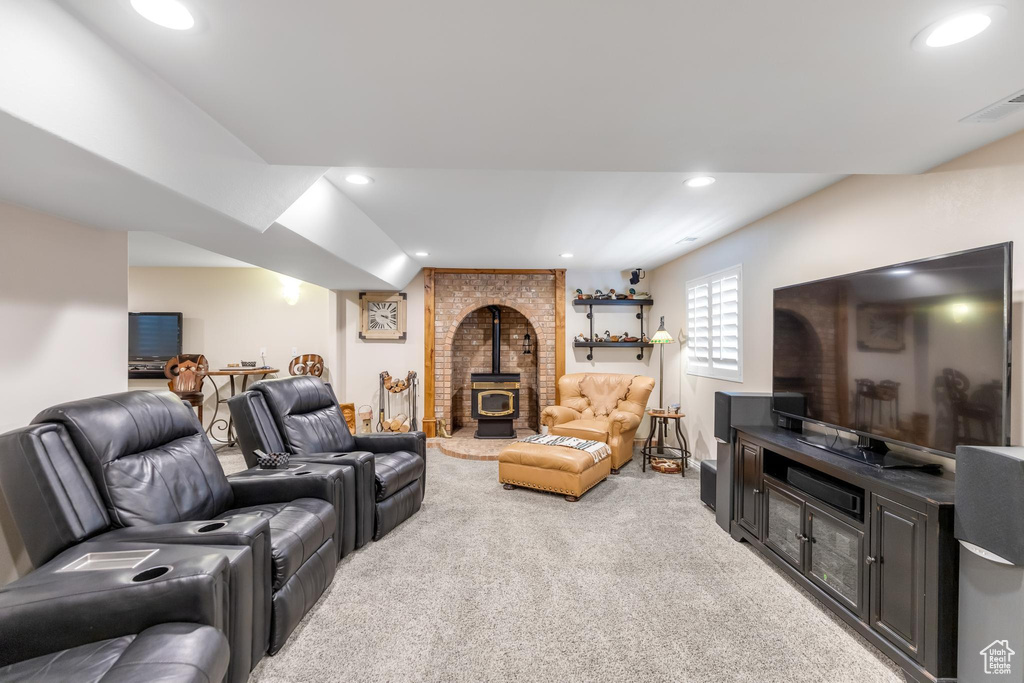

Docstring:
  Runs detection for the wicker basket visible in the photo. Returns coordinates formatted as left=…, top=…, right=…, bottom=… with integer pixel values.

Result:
left=256, top=451, right=290, bottom=469
left=650, top=457, right=682, bottom=474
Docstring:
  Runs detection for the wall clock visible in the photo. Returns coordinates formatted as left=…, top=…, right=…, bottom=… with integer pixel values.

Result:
left=359, top=292, right=407, bottom=341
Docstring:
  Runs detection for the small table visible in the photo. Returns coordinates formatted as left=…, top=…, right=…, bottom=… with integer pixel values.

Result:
left=642, top=410, right=691, bottom=477
left=206, top=368, right=279, bottom=448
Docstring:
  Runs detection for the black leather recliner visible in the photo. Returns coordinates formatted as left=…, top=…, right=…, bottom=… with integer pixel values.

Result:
left=0, top=390, right=345, bottom=664
left=229, top=376, right=426, bottom=542
left=0, top=540, right=233, bottom=682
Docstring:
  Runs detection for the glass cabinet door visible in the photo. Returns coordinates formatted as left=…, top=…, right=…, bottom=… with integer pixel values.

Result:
left=806, top=502, right=866, bottom=617
left=763, top=481, right=804, bottom=570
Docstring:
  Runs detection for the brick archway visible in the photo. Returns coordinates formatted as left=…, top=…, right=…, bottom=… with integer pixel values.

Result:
left=444, top=302, right=546, bottom=431
left=423, top=269, right=565, bottom=438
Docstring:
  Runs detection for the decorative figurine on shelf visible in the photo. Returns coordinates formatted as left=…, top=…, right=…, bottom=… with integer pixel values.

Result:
left=610, top=334, right=620, bottom=342
left=641, top=332, right=650, bottom=343
left=574, top=332, right=588, bottom=343
left=575, top=288, right=585, bottom=300
left=628, top=288, right=636, bottom=299
left=634, top=291, right=650, bottom=299
left=582, top=292, right=594, bottom=299
left=622, top=332, right=639, bottom=342
left=603, top=330, right=612, bottom=342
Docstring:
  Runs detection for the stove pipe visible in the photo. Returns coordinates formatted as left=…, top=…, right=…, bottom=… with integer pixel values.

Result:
left=487, top=305, right=501, bottom=374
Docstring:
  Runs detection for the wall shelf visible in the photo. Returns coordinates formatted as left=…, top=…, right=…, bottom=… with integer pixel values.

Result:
left=572, top=298, right=654, bottom=360
left=571, top=298, right=654, bottom=307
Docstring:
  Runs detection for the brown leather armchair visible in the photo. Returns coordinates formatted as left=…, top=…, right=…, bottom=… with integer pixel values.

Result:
left=542, top=373, right=655, bottom=472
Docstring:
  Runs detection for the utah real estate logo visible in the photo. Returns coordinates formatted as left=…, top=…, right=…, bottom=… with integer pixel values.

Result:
left=980, top=640, right=1015, bottom=675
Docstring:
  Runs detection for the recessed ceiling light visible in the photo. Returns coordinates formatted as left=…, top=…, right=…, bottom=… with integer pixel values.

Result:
left=913, top=5, right=1005, bottom=49
left=130, top=0, right=195, bottom=30
left=560, top=253, right=574, bottom=258
left=684, top=176, right=716, bottom=188
left=345, top=174, right=373, bottom=185
left=414, top=251, right=429, bottom=257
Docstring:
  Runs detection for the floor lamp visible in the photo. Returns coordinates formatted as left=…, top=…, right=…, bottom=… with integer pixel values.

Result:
left=650, top=316, right=674, bottom=451
left=650, top=316, right=673, bottom=409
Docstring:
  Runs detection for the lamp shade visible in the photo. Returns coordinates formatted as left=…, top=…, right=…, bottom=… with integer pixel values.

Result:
left=650, top=316, right=673, bottom=344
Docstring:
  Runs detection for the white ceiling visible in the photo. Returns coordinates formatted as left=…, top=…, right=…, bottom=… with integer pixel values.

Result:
left=129, top=232, right=253, bottom=267
left=324, top=168, right=843, bottom=269
left=2, top=0, right=1023, bottom=284
left=60, top=0, right=1024, bottom=173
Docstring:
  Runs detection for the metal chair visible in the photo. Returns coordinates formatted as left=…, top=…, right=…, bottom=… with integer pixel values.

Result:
left=288, top=353, right=325, bottom=377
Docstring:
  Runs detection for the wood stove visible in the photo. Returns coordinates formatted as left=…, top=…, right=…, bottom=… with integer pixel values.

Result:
left=471, top=306, right=520, bottom=438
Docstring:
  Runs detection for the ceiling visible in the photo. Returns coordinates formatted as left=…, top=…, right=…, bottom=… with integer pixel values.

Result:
left=128, top=232, right=253, bottom=267
left=59, top=0, right=1024, bottom=174
left=324, top=168, right=842, bottom=268
left=2, top=0, right=1023, bottom=286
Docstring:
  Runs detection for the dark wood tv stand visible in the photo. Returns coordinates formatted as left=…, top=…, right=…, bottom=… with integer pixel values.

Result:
left=730, top=425, right=958, bottom=683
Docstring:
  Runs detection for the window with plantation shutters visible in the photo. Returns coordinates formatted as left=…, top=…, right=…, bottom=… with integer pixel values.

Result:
left=686, top=265, right=742, bottom=381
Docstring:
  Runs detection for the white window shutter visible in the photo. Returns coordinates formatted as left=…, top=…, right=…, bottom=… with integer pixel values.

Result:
left=687, top=265, right=742, bottom=382
left=687, top=282, right=710, bottom=369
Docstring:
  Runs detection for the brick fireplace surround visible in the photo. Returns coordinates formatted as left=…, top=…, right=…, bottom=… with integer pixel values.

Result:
left=423, top=269, right=565, bottom=438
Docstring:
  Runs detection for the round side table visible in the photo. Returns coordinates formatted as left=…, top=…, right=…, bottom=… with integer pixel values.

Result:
left=642, top=411, right=691, bottom=477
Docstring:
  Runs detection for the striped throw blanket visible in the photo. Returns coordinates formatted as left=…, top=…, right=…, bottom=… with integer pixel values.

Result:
left=519, top=434, right=610, bottom=463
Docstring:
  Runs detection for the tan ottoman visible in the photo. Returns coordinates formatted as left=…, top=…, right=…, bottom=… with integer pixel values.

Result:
left=498, top=442, right=611, bottom=501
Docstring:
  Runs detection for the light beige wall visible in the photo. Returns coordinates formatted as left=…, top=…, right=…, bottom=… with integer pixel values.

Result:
left=128, top=267, right=333, bottom=432
left=339, top=273, right=425, bottom=431
left=0, top=201, right=128, bottom=584
left=651, top=130, right=1024, bottom=465
left=565, top=269, right=661, bottom=434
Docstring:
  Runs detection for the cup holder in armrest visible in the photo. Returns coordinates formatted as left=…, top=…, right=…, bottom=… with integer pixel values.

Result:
left=197, top=522, right=227, bottom=533
left=132, top=566, right=171, bottom=582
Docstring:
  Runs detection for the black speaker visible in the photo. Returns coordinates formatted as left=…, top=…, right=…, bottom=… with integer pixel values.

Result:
left=700, top=459, right=717, bottom=510
left=714, top=392, right=772, bottom=532
left=956, top=445, right=1024, bottom=565
left=714, top=392, right=773, bottom=444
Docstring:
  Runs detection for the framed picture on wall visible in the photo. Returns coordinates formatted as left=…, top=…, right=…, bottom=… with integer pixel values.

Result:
left=856, top=304, right=905, bottom=352
left=359, top=292, right=407, bottom=341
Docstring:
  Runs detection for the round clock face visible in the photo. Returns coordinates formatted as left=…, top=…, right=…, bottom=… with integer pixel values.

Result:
left=369, top=302, right=398, bottom=330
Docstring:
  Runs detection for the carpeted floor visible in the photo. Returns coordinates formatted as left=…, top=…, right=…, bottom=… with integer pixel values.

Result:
left=218, top=449, right=904, bottom=683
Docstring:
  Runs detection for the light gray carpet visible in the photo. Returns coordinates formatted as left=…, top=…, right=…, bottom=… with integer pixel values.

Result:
left=218, top=450, right=904, bottom=683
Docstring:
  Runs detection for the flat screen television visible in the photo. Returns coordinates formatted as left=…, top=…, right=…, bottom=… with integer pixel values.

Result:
left=128, top=312, right=183, bottom=362
left=773, top=243, right=1011, bottom=461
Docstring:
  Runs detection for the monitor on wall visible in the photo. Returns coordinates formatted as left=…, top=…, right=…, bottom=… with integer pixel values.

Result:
left=772, top=243, right=1012, bottom=458
left=128, top=312, right=183, bottom=362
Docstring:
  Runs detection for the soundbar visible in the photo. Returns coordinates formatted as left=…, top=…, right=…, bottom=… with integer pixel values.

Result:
left=786, top=467, right=863, bottom=518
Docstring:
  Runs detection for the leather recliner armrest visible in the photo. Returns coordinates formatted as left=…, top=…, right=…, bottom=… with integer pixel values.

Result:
left=353, top=432, right=425, bottom=459
left=94, top=514, right=271, bottom=549
left=0, top=550, right=230, bottom=667
left=353, top=433, right=428, bottom=499
left=227, top=462, right=348, bottom=510
left=297, top=452, right=375, bottom=548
